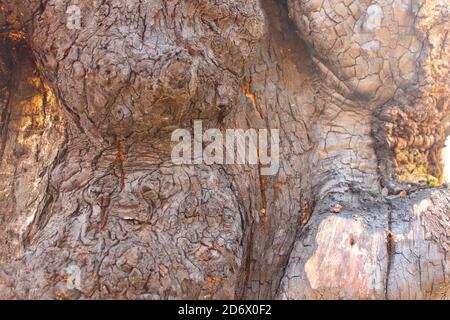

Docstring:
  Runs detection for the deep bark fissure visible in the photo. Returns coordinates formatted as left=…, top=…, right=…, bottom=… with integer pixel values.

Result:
left=0, top=0, right=448, bottom=300
left=384, top=202, right=394, bottom=300
left=0, top=38, right=16, bottom=163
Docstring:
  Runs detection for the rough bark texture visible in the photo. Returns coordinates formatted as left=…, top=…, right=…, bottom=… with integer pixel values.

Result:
left=0, top=0, right=448, bottom=299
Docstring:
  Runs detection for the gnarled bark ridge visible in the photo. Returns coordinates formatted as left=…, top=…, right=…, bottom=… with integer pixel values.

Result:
left=0, top=0, right=448, bottom=299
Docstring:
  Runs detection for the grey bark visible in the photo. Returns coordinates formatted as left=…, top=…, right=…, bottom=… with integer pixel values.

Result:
left=0, top=0, right=448, bottom=299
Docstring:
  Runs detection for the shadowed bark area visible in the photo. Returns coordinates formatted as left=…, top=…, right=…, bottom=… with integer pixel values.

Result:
left=0, top=0, right=448, bottom=299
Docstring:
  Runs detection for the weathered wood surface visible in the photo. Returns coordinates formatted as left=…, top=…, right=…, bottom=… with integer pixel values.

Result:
left=0, top=0, right=448, bottom=299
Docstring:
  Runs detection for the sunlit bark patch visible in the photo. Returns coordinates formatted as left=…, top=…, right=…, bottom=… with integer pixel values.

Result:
left=304, top=216, right=386, bottom=299
left=442, top=136, right=450, bottom=183
left=0, top=34, right=64, bottom=263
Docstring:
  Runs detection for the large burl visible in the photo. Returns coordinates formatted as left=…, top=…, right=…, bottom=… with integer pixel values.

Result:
left=0, top=0, right=448, bottom=299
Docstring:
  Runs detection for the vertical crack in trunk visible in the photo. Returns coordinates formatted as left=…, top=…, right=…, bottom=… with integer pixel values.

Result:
left=385, top=202, right=395, bottom=300
left=0, top=38, right=15, bottom=164
left=0, top=83, right=12, bottom=163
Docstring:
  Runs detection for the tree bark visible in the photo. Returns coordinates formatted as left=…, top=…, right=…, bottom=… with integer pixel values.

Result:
left=0, top=0, right=448, bottom=299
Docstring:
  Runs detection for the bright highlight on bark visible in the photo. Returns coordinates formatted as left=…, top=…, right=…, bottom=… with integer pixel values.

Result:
left=442, top=136, right=450, bottom=183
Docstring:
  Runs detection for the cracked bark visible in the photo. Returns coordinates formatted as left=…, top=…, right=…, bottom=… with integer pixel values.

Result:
left=0, top=0, right=448, bottom=299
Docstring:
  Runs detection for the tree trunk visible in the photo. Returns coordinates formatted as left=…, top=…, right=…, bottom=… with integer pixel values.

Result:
left=0, top=0, right=448, bottom=299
